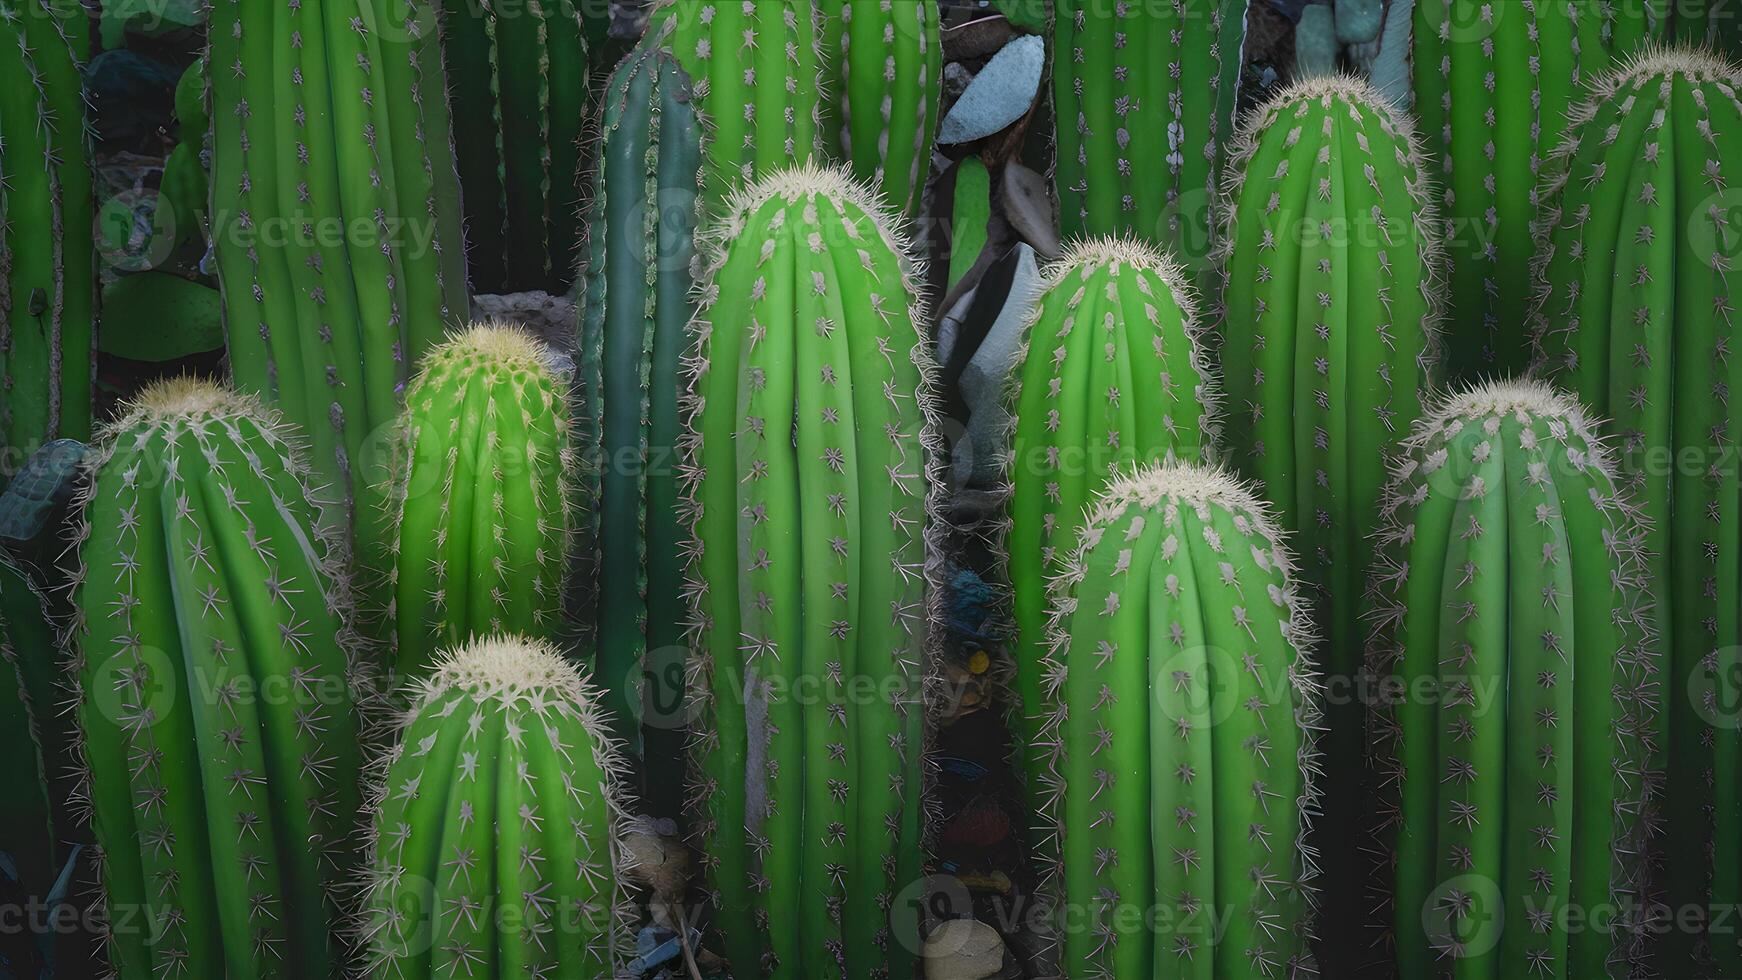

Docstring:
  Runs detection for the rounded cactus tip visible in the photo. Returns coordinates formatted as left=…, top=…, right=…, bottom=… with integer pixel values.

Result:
left=417, top=634, right=600, bottom=709
left=426, top=319, right=559, bottom=373
left=1094, top=460, right=1281, bottom=532
left=724, top=160, right=899, bottom=227
left=1608, top=41, right=1742, bottom=87
left=1428, top=377, right=1592, bottom=428
left=119, top=376, right=264, bottom=426
left=1053, top=235, right=1193, bottom=284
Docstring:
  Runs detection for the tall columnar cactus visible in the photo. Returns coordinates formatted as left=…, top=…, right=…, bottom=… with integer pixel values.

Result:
left=0, top=0, right=94, bottom=478
left=208, top=0, right=470, bottom=517
left=1411, top=0, right=1662, bottom=378
left=440, top=0, right=591, bottom=294
left=1036, top=461, right=1321, bottom=979
left=64, top=379, right=367, bottom=978
left=576, top=40, right=702, bottom=790
left=1528, top=47, right=1742, bottom=971
left=1366, top=380, right=1660, bottom=976
left=642, top=0, right=827, bottom=208
left=818, top=0, right=942, bottom=216
left=1052, top=0, right=1250, bottom=274
left=360, top=635, right=636, bottom=978
left=681, top=164, right=939, bottom=980
left=376, top=322, right=576, bottom=682
left=1002, top=237, right=1218, bottom=790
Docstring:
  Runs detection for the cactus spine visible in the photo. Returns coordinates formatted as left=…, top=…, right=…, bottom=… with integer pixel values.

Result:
left=440, top=0, right=591, bottom=294
left=1003, top=237, right=1218, bottom=789
left=1528, top=47, right=1742, bottom=971
left=1411, top=0, right=1661, bottom=377
left=377, top=322, right=576, bottom=682
left=818, top=0, right=942, bottom=216
left=1036, top=461, right=1321, bottom=979
left=681, top=164, right=939, bottom=980
left=576, top=40, right=702, bottom=788
left=65, top=379, right=367, bottom=978
left=1366, top=380, right=1660, bottom=976
left=1052, top=0, right=1250, bottom=274
left=0, top=0, right=94, bottom=476
left=361, top=635, right=636, bottom=978
left=208, top=0, right=470, bottom=515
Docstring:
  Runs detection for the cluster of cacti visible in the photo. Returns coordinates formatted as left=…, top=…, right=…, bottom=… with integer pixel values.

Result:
left=207, top=0, right=469, bottom=517
left=64, top=379, right=367, bottom=978
left=818, top=0, right=942, bottom=216
left=1366, top=379, right=1660, bottom=975
left=1529, top=47, right=1742, bottom=971
left=680, top=165, right=939, bottom=979
left=374, top=322, right=577, bottom=682
left=440, top=0, right=591, bottom=294
left=0, top=0, right=94, bottom=479
left=1410, top=0, right=1662, bottom=377
left=1051, top=0, right=1250, bottom=274
left=360, top=635, right=636, bottom=978
left=1002, top=237, right=1217, bottom=790
left=1035, top=461, right=1321, bottom=979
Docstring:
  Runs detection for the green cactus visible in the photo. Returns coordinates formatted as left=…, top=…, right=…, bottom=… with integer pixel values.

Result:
left=1410, top=0, right=1663, bottom=378
left=0, top=556, right=56, bottom=915
left=1528, top=47, right=1742, bottom=972
left=64, top=379, right=368, bottom=978
left=681, top=164, right=939, bottom=980
left=1670, top=0, right=1742, bottom=51
left=360, top=635, right=636, bottom=978
left=1035, top=461, right=1321, bottom=979
left=0, top=0, right=94, bottom=480
left=1366, top=379, right=1659, bottom=976
left=208, top=0, right=470, bottom=518
left=1002, top=237, right=1218, bottom=791
left=818, top=0, right=942, bottom=217
left=156, top=58, right=209, bottom=257
left=642, top=0, right=827, bottom=209
left=1052, top=0, right=1249, bottom=275
left=575, top=39, right=702, bottom=797
left=376, top=322, right=577, bottom=682
left=440, top=0, right=591, bottom=294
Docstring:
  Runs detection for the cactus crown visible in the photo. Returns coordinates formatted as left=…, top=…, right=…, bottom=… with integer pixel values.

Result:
left=408, top=634, right=607, bottom=710
left=413, top=319, right=562, bottom=377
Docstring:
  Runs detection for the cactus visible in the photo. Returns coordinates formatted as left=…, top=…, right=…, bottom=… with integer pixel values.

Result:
left=1410, top=0, right=1663, bottom=377
left=1002, top=237, right=1218, bottom=792
left=208, top=0, right=471, bottom=518
left=0, top=0, right=94, bottom=481
left=1365, top=380, right=1660, bottom=976
left=375, top=322, right=577, bottom=682
left=62, top=379, right=368, bottom=978
left=440, top=0, right=591, bottom=294
left=360, top=635, right=636, bottom=978
left=1035, top=461, right=1321, bottom=979
left=0, top=556, right=56, bottom=920
left=1670, top=0, right=1742, bottom=51
left=1528, top=47, right=1742, bottom=971
left=818, top=0, right=942, bottom=216
left=681, top=164, right=940, bottom=979
left=642, top=0, right=827, bottom=208
left=1052, top=0, right=1250, bottom=275
left=575, top=39, right=702, bottom=796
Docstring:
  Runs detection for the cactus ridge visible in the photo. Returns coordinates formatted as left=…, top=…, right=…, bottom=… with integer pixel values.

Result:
left=1034, top=460, right=1323, bottom=980
left=1364, top=378, right=1660, bottom=976
left=819, top=0, right=943, bottom=216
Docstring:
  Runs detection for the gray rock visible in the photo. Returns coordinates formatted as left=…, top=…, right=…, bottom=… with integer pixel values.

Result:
left=948, top=243, right=1043, bottom=489
left=938, top=34, right=1044, bottom=145
left=922, top=919, right=1006, bottom=980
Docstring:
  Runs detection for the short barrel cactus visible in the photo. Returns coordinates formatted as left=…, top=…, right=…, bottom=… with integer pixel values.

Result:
left=681, top=164, right=940, bottom=979
left=64, top=379, right=367, bottom=978
left=1036, top=461, right=1321, bottom=979
left=819, top=0, right=942, bottom=216
left=1528, top=46, right=1742, bottom=970
left=360, top=635, right=636, bottom=978
left=1366, top=379, right=1660, bottom=976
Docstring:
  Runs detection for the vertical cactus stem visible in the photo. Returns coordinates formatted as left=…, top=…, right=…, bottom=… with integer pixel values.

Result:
left=819, top=0, right=943, bottom=216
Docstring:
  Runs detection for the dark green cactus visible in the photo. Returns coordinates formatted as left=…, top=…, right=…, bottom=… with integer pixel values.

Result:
left=0, top=0, right=94, bottom=479
left=360, top=634, right=636, bottom=978
left=818, top=0, right=942, bottom=216
left=1036, top=461, right=1321, bottom=979
left=1003, top=237, right=1219, bottom=793
left=1411, top=0, right=1662, bottom=378
left=576, top=39, right=702, bottom=796
left=376, top=322, right=577, bottom=682
left=0, top=555, right=56, bottom=923
left=65, top=379, right=368, bottom=978
left=1670, top=0, right=1742, bottom=51
left=440, top=0, right=591, bottom=294
left=1052, top=0, right=1249, bottom=274
left=1366, top=379, right=1660, bottom=976
left=681, top=164, right=940, bottom=980
left=1528, top=47, right=1742, bottom=971
left=208, top=0, right=471, bottom=517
